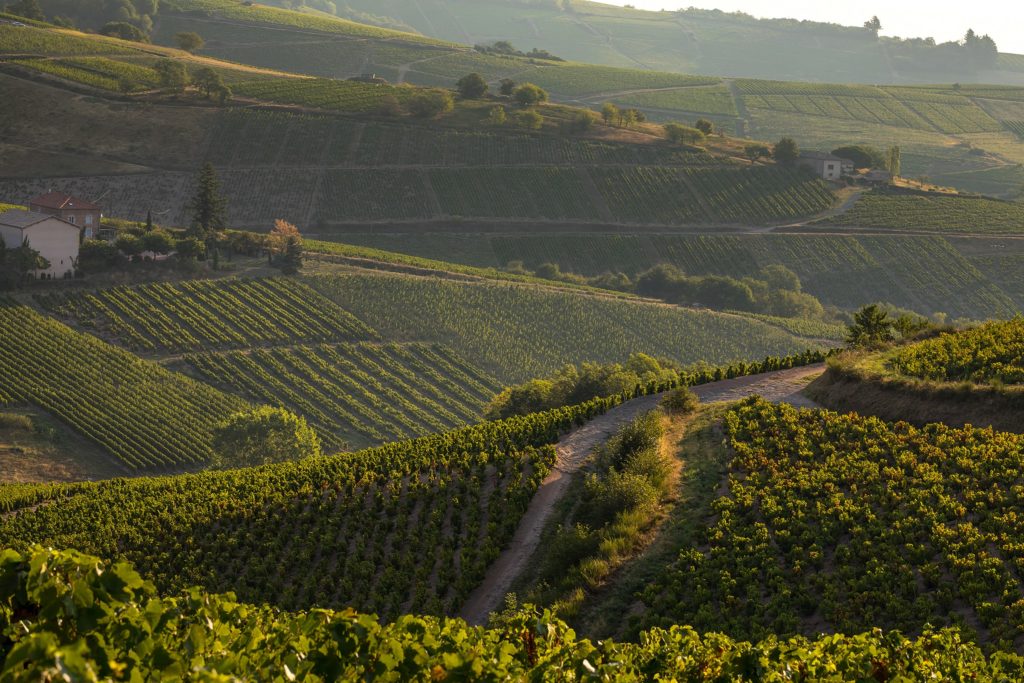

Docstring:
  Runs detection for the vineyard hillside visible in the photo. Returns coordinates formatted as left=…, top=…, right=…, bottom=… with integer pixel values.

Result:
left=581, top=398, right=1024, bottom=651
left=328, top=231, right=1023, bottom=320
left=0, top=301, right=246, bottom=473
left=140, top=0, right=1024, bottom=197
left=6, top=546, right=1024, bottom=680
left=0, top=400, right=616, bottom=620
left=302, top=270, right=831, bottom=382
left=808, top=320, right=1024, bottom=431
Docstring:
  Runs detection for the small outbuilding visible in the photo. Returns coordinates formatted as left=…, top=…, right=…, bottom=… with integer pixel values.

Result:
left=797, top=151, right=846, bottom=181
left=0, top=209, right=81, bottom=278
left=29, top=191, right=102, bottom=239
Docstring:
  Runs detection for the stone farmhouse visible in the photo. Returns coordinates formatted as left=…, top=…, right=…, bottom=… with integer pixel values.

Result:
left=30, top=191, right=103, bottom=239
left=0, top=209, right=81, bottom=278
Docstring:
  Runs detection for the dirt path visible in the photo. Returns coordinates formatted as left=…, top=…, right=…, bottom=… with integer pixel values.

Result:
left=458, top=364, right=824, bottom=625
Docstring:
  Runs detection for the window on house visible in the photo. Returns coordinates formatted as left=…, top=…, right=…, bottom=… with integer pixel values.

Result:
left=85, top=215, right=93, bottom=225
left=68, top=215, right=76, bottom=224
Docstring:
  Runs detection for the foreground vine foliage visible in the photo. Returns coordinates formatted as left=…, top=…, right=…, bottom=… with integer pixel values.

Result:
left=890, top=318, right=1024, bottom=383
left=2, top=547, right=1023, bottom=681
left=643, top=398, right=1024, bottom=650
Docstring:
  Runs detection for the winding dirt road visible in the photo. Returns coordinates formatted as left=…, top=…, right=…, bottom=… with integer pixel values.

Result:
left=458, top=363, right=824, bottom=624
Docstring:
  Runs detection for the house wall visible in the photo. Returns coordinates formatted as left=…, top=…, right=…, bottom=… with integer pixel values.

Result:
left=21, top=220, right=80, bottom=278
left=29, top=205, right=100, bottom=239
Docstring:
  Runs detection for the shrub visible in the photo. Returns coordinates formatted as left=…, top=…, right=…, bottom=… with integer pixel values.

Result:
left=664, top=122, right=705, bottom=145
left=583, top=470, right=660, bottom=526
left=210, top=406, right=321, bottom=470
left=456, top=72, right=488, bottom=99
left=513, top=83, right=549, bottom=106
left=408, top=90, right=454, bottom=118
left=0, top=412, right=33, bottom=431
left=662, top=387, right=699, bottom=415
left=518, top=110, right=543, bottom=130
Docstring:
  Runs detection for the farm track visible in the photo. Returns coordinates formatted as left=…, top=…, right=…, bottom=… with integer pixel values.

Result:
left=458, top=364, right=824, bottom=625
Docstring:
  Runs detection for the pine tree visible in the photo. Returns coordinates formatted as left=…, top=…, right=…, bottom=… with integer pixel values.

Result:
left=188, top=163, right=227, bottom=243
left=145, top=210, right=154, bottom=232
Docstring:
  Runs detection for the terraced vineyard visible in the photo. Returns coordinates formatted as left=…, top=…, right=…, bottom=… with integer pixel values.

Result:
left=0, top=402, right=613, bottom=620
left=185, top=343, right=500, bottom=450
left=641, top=399, right=1024, bottom=649
left=37, top=277, right=376, bottom=353
left=304, top=271, right=826, bottom=382
left=0, top=301, right=244, bottom=471
left=819, top=192, right=1024, bottom=234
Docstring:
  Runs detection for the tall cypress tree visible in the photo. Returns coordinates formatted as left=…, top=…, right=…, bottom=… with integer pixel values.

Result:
left=188, top=163, right=227, bottom=242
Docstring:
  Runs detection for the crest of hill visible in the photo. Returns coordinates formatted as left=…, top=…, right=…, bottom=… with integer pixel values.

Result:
left=809, top=320, right=1024, bottom=431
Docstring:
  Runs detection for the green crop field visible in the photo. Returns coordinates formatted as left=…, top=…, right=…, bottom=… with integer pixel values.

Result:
left=304, top=271, right=827, bottom=382
left=0, top=403, right=603, bottom=619
left=819, top=192, right=1024, bottom=234
left=36, top=277, right=375, bottom=353
left=0, top=301, right=244, bottom=471
left=185, top=342, right=499, bottom=450
left=640, top=398, right=1024, bottom=648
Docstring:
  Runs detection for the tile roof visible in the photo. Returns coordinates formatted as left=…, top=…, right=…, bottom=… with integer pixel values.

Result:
left=29, top=191, right=100, bottom=211
left=0, top=209, right=79, bottom=230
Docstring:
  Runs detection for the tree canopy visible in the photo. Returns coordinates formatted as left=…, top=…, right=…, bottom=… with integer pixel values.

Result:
left=456, top=72, right=488, bottom=99
left=210, top=406, right=321, bottom=469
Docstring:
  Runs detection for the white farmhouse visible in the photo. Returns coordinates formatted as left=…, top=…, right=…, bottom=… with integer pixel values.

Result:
left=797, top=151, right=846, bottom=181
left=0, top=209, right=81, bottom=278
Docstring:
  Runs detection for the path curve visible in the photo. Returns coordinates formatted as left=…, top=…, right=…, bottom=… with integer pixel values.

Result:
left=458, top=363, right=824, bottom=624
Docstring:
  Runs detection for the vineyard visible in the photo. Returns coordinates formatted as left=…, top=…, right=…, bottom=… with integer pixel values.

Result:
left=8, top=56, right=160, bottom=92
left=0, top=24, right=137, bottom=56
left=231, top=78, right=418, bottom=113
left=329, top=231, right=1018, bottom=319
left=604, top=84, right=739, bottom=117
left=735, top=79, right=1004, bottom=134
left=304, top=271, right=826, bottom=382
left=184, top=342, right=500, bottom=450
left=0, top=399, right=623, bottom=620
left=527, top=64, right=720, bottom=96
left=590, top=166, right=833, bottom=224
left=37, top=277, right=376, bottom=353
left=890, top=318, right=1024, bottom=384
left=199, top=110, right=707, bottom=169
left=641, top=398, right=1024, bottom=650
left=0, top=301, right=244, bottom=471
left=431, top=168, right=599, bottom=220
left=9, top=548, right=1023, bottom=681
left=821, top=191, right=1024, bottom=234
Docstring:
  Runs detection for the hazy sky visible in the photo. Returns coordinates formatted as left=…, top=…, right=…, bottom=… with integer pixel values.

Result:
left=602, top=1, right=1024, bottom=54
